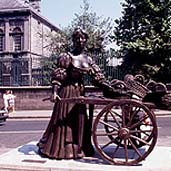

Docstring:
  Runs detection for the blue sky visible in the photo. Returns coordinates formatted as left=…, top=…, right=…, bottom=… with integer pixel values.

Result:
left=41, top=0, right=124, bottom=28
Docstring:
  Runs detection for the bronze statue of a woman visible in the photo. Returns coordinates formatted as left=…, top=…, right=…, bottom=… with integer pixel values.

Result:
left=38, top=27, right=113, bottom=159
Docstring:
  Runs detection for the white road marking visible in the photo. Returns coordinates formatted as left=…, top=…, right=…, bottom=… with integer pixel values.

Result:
left=0, top=130, right=44, bottom=134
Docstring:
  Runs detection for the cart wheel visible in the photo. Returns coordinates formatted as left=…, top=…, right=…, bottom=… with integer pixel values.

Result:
left=92, top=99, right=157, bottom=165
left=103, top=107, right=153, bottom=149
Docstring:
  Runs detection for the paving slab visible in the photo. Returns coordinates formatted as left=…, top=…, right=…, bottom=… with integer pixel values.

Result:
left=0, top=141, right=170, bottom=171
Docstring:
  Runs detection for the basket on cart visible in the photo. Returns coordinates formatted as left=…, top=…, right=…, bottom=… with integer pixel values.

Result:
left=123, top=74, right=150, bottom=99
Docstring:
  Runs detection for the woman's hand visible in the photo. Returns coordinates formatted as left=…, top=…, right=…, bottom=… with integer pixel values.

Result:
left=50, top=84, right=61, bottom=102
left=50, top=92, right=61, bottom=102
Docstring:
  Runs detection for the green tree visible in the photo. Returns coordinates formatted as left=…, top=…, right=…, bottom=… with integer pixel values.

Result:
left=113, top=0, right=171, bottom=82
left=46, top=0, right=113, bottom=55
left=68, top=0, right=113, bottom=53
left=40, top=55, right=57, bottom=85
left=40, top=0, right=115, bottom=85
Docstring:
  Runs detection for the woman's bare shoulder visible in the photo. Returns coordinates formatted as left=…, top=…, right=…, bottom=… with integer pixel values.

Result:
left=57, top=52, right=71, bottom=68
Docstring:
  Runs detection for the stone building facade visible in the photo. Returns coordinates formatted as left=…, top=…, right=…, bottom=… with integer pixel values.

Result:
left=0, top=0, right=60, bottom=86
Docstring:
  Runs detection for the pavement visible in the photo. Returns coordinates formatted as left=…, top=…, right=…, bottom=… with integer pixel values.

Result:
left=8, top=110, right=52, bottom=119
left=7, top=108, right=171, bottom=119
left=0, top=109, right=171, bottom=171
left=0, top=141, right=170, bottom=171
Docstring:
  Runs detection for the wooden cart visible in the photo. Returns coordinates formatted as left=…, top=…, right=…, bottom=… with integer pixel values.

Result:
left=59, top=95, right=157, bottom=166
left=44, top=74, right=158, bottom=165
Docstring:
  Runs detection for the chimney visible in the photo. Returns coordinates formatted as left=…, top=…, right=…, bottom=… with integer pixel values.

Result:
left=28, top=0, right=41, bottom=12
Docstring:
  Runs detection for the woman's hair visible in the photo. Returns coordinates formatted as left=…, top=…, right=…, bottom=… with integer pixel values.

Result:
left=72, top=27, right=88, bottom=41
left=5, top=90, right=10, bottom=94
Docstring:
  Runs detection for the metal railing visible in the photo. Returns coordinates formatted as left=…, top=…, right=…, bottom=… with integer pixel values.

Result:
left=0, top=53, right=123, bottom=86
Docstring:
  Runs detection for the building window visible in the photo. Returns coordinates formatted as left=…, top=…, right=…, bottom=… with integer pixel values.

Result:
left=0, top=29, right=4, bottom=51
left=21, top=61, right=29, bottom=73
left=10, top=27, right=23, bottom=52
left=14, top=34, right=22, bottom=51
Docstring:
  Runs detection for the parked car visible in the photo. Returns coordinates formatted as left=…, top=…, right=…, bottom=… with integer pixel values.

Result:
left=0, top=110, right=8, bottom=124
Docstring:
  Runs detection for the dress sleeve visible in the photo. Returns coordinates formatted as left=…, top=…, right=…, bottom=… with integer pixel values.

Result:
left=51, top=53, right=71, bottom=87
left=89, top=60, right=111, bottom=89
left=89, top=61, right=129, bottom=98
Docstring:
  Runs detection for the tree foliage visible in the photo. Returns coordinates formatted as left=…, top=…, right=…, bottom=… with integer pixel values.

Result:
left=68, top=0, right=113, bottom=53
left=46, top=0, right=113, bottom=55
left=40, top=0, right=115, bottom=85
left=113, top=0, right=171, bottom=82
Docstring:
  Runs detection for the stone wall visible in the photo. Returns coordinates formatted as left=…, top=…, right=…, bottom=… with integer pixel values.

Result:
left=0, top=86, right=101, bottom=110
left=0, top=86, right=52, bottom=110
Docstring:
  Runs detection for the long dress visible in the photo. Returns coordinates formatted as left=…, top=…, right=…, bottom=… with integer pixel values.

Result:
left=38, top=52, right=109, bottom=159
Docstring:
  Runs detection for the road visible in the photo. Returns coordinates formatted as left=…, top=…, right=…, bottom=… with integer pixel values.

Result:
left=0, top=118, right=48, bottom=155
left=0, top=116, right=171, bottom=155
left=156, top=116, right=171, bottom=147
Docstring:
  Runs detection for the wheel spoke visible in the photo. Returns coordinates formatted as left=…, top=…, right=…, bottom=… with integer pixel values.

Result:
left=123, top=139, right=129, bottom=163
left=108, top=110, right=121, bottom=128
left=130, top=128, right=152, bottom=133
left=127, top=107, right=141, bottom=127
left=121, top=104, right=138, bottom=127
left=99, top=119, right=119, bottom=131
left=112, top=139, right=122, bottom=158
left=130, top=134, right=151, bottom=146
left=130, top=115, right=149, bottom=130
left=96, top=131, right=118, bottom=136
left=101, top=140, right=113, bottom=149
left=110, top=109, right=122, bottom=118
left=141, top=130, right=152, bottom=137
left=121, top=105, right=129, bottom=127
left=128, top=138, right=142, bottom=157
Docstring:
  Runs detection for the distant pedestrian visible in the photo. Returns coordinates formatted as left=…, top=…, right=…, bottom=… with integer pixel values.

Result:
left=3, top=90, right=16, bottom=113
left=3, top=90, right=10, bottom=112
left=8, top=90, right=16, bottom=112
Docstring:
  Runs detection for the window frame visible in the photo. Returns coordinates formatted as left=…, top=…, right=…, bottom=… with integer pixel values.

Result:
left=0, top=29, right=5, bottom=51
left=10, top=27, right=24, bottom=52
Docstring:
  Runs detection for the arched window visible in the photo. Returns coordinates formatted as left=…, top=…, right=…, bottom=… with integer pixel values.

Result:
left=0, top=29, right=5, bottom=51
left=10, top=27, right=23, bottom=52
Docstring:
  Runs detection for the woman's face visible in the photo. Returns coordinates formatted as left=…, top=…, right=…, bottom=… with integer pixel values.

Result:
left=74, top=33, right=87, bottom=49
